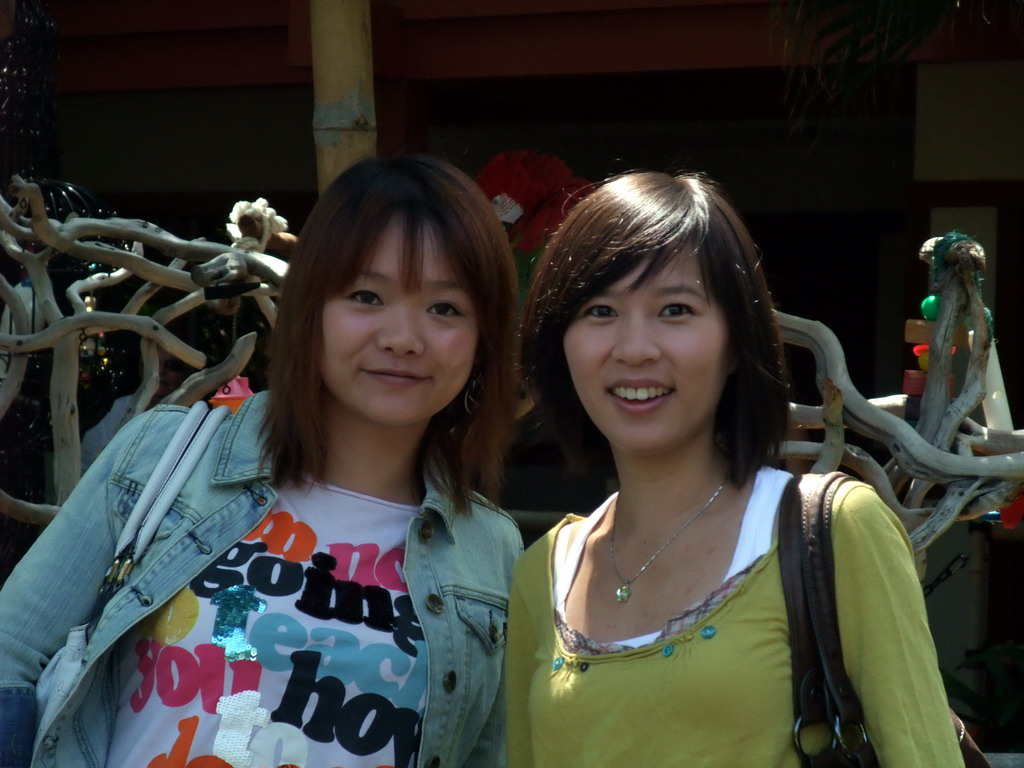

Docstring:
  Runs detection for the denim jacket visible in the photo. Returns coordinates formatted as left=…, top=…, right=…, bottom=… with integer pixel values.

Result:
left=0, top=392, right=521, bottom=768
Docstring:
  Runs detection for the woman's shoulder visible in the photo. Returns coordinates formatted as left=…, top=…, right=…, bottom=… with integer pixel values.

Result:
left=831, top=478, right=902, bottom=524
left=102, top=397, right=263, bottom=484
left=115, top=399, right=234, bottom=446
left=90, top=403, right=192, bottom=474
left=515, top=515, right=582, bottom=578
left=829, top=477, right=914, bottom=554
left=454, top=494, right=522, bottom=553
left=467, top=492, right=518, bottom=526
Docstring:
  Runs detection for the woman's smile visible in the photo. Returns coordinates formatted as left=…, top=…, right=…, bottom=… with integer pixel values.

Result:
left=609, top=383, right=674, bottom=402
left=364, top=367, right=429, bottom=385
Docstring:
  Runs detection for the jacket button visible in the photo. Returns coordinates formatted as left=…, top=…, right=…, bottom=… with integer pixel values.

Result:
left=42, top=736, right=57, bottom=749
left=419, top=518, right=434, bottom=542
left=426, top=593, right=444, bottom=613
left=489, top=622, right=500, bottom=643
left=444, top=670, right=457, bottom=692
left=427, top=759, right=440, bottom=768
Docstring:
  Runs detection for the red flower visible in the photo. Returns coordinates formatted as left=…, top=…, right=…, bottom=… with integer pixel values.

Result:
left=476, top=151, right=592, bottom=254
left=477, top=150, right=579, bottom=216
left=514, top=177, right=591, bottom=253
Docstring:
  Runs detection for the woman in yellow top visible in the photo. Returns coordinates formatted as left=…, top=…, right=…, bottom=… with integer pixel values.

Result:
left=507, top=170, right=962, bottom=766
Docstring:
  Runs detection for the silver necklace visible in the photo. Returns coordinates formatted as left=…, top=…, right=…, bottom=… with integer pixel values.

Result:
left=609, top=480, right=726, bottom=603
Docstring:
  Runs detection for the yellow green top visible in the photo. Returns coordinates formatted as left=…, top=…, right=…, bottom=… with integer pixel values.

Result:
left=505, top=481, right=962, bottom=767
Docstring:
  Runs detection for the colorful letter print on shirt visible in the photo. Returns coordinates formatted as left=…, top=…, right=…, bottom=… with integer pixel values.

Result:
left=105, top=483, right=428, bottom=768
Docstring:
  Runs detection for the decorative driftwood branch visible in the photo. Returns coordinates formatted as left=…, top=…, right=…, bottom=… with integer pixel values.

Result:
left=50, top=333, right=80, bottom=503
left=123, top=257, right=186, bottom=316
left=777, top=233, right=1022, bottom=550
left=68, top=268, right=132, bottom=314
left=1, top=180, right=1019, bottom=558
left=810, top=377, right=845, bottom=473
left=780, top=311, right=1022, bottom=549
left=0, top=486, right=58, bottom=527
left=190, top=251, right=288, bottom=288
left=780, top=315, right=1021, bottom=479
left=956, top=420, right=1024, bottom=456
left=0, top=313, right=206, bottom=366
left=0, top=272, right=29, bottom=415
left=783, top=440, right=929, bottom=521
left=171, top=332, right=259, bottom=408
left=0, top=180, right=288, bottom=510
left=2, top=179, right=284, bottom=278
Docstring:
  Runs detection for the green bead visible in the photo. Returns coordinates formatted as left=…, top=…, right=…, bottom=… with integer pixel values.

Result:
left=921, top=294, right=941, bottom=321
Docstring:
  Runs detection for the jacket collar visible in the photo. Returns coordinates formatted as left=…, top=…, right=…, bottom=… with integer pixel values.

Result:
left=210, top=391, right=273, bottom=485
left=421, top=472, right=460, bottom=540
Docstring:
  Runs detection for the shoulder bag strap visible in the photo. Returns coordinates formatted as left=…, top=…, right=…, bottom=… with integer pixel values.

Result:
left=780, top=474, right=831, bottom=762
left=798, top=472, right=877, bottom=767
left=787, top=473, right=991, bottom=768
left=782, top=472, right=879, bottom=767
left=97, top=401, right=229, bottom=606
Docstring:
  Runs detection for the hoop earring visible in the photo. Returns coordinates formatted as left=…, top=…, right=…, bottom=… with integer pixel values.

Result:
left=463, top=371, right=482, bottom=414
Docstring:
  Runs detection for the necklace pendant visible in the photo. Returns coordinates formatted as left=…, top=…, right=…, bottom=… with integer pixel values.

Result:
left=615, top=584, right=631, bottom=602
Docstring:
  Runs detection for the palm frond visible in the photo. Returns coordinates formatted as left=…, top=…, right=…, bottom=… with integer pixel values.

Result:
left=774, top=0, right=1024, bottom=116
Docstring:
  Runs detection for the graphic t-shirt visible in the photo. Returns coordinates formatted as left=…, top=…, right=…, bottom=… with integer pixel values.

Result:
left=105, top=483, right=427, bottom=768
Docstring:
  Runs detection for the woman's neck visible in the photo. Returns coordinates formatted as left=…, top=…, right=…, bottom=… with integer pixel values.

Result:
left=611, top=443, right=732, bottom=530
left=320, top=420, right=425, bottom=506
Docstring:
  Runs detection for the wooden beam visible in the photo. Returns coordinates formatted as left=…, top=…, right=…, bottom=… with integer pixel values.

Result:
left=395, top=0, right=766, bottom=21
left=53, top=1, right=1024, bottom=94
left=287, top=0, right=313, bottom=68
left=57, top=27, right=310, bottom=92
left=385, top=4, right=787, bottom=79
left=49, top=0, right=289, bottom=37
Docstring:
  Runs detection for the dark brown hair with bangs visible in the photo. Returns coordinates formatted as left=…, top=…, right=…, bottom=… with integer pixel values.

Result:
left=264, top=154, right=519, bottom=512
left=519, top=171, right=789, bottom=486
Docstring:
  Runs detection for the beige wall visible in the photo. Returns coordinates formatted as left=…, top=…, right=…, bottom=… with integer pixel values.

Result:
left=916, top=61, right=1024, bottom=182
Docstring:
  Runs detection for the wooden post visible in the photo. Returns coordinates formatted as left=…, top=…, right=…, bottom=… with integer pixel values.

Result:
left=309, top=0, right=377, bottom=192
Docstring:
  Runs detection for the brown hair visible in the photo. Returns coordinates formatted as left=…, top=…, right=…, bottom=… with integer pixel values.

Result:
left=519, top=171, right=789, bottom=486
left=264, top=155, right=519, bottom=511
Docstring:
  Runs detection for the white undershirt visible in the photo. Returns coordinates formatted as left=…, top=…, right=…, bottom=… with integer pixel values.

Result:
left=553, top=466, right=793, bottom=648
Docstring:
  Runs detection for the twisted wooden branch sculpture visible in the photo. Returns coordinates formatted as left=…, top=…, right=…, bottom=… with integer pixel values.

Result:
left=0, top=272, right=29, bottom=416
left=778, top=233, right=1022, bottom=550
left=0, top=180, right=288, bottom=518
left=1, top=179, right=1019, bottom=554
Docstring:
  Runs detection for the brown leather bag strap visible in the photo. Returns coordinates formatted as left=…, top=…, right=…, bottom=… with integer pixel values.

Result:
left=785, top=473, right=991, bottom=768
left=780, top=475, right=831, bottom=760
left=798, top=472, right=878, bottom=767
left=781, top=472, right=879, bottom=767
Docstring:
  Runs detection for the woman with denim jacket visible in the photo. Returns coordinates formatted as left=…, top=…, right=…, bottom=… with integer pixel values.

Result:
left=0, top=154, right=522, bottom=768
